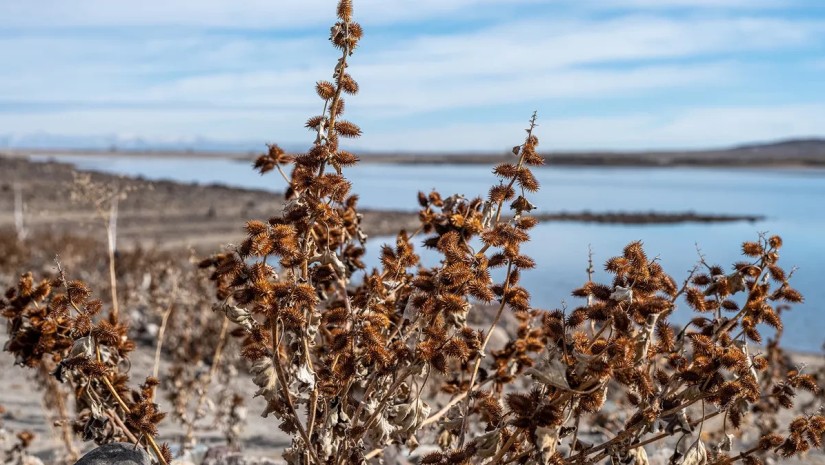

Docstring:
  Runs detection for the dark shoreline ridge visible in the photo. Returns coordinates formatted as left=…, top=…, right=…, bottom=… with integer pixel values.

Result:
left=530, top=211, right=763, bottom=224
left=5, top=137, right=825, bottom=167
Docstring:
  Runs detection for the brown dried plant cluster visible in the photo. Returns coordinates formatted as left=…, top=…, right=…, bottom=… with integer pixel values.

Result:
left=1, top=228, right=243, bottom=464
left=1, top=1, right=823, bottom=465
left=200, top=2, right=821, bottom=465
left=2, top=268, right=172, bottom=464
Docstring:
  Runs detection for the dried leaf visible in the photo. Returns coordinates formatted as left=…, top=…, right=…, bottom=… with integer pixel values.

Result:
left=535, top=426, right=560, bottom=464
left=682, top=440, right=707, bottom=465
left=525, top=350, right=570, bottom=390
left=214, top=303, right=255, bottom=331
left=610, top=286, right=633, bottom=303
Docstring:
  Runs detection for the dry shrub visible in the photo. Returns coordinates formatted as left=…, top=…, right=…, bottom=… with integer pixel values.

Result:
left=0, top=231, right=235, bottom=464
left=2, top=2, right=823, bottom=465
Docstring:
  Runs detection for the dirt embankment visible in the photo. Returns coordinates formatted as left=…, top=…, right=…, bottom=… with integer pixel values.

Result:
left=0, top=156, right=421, bottom=252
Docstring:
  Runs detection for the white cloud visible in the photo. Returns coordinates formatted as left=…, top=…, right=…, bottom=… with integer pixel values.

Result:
left=3, top=15, right=815, bottom=110
left=354, top=64, right=732, bottom=115
left=0, top=0, right=546, bottom=29
left=362, top=15, right=820, bottom=78
left=0, top=1, right=822, bottom=150
left=0, top=108, right=299, bottom=141
left=0, top=0, right=803, bottom=29
left=607, top=0, right=786, bottom=8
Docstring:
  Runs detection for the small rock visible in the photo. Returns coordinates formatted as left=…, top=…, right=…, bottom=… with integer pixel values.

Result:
left=74, top=442, right=152, bottom=465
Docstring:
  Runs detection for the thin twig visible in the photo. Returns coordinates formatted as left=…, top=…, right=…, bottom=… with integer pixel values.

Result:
left=106, top=198, right=119, bottom=319
left=269, top=316, right=322, bottom=465
left=152, top=303, right=174, bottom=380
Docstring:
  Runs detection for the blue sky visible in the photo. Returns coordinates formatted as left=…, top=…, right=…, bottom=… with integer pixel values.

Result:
left=1, top=0, right=824, bottom=152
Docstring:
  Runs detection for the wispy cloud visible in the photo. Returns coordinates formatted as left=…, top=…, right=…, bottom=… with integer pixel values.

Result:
left=0, top=0, right=546, bottom=29
left=0, top=0, right=798, bottom=29
left=0, top=1, right=822, bottom=150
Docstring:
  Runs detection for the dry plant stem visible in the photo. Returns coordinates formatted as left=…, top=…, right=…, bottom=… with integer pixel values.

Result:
left=569, top=414, right=581, bottom=458
left=458, top=262, right=514, bottom=446
left=207, top=318, right=230, bottom=381
left=348, top=374, right=378, bottom=429
left=304, top=272, right=339, bottom=436
left=106, top=408, right=140, bottom=444
left=269, top=316, right=321, bottom=465
left=574, top=399, right=719, bottom=464
left=306, top=390, right=319, bottom=441
left=97, top=348, right=128, bottom=411
left=308, top=277, right=355, bottom=440
left=107, top=198, right=119, bottom=319
left=96, top=345, right=169, bottom=465
left=477, top=115, right=534, bottom=255
left=103, top=375, right=168, bottom=465
left=364, top=448, right=382, bottom=460
left=275, top=165, right=293, bottom=187
left=713, top=445, right=761, bottom=465
left=421, top=393, right=467, bottom=427
left=586, top=323, right=611, bottom=350
left=142, top=434, right=169, bottom=465
left=294, top=31, right=352, bottom=277
left=13, top=182, right=27, bottom=242
left=421, top=376, right=497, bottom=427
left=152, top=303, right=174, bottom=380
left=491, top=427, right=523, bottom=464
left=324, top=46, right=351, bottom=150
left=351, top=365, right=419, bottom=443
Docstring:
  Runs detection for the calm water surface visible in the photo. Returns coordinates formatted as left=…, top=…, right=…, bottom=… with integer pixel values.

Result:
left=36, top=155, right=825, bottom=351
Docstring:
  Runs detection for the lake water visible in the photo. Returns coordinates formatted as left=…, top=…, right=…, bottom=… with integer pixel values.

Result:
left=33, top=155, right=825, bottom=352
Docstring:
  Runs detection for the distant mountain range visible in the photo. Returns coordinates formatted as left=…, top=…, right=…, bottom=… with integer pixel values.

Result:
left=728, top=138, right=825, bottom=157
left=2, top=133, right=824, bottom=166
left=356, top=138, right=825, bottom=167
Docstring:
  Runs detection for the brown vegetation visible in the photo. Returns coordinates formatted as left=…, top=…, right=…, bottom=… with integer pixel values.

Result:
left=1, top=2, right=823, bottom=465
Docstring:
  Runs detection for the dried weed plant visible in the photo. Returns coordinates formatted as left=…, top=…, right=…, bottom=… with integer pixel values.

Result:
left=0, top=230, right=240, bottom=463
left=204, top=2, right=821, bottom=464
left=2, top=266, right=172, bottom=463
left=70, top=172, right=137, bottom=320
left=2, top=1, right=823, bottom=465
